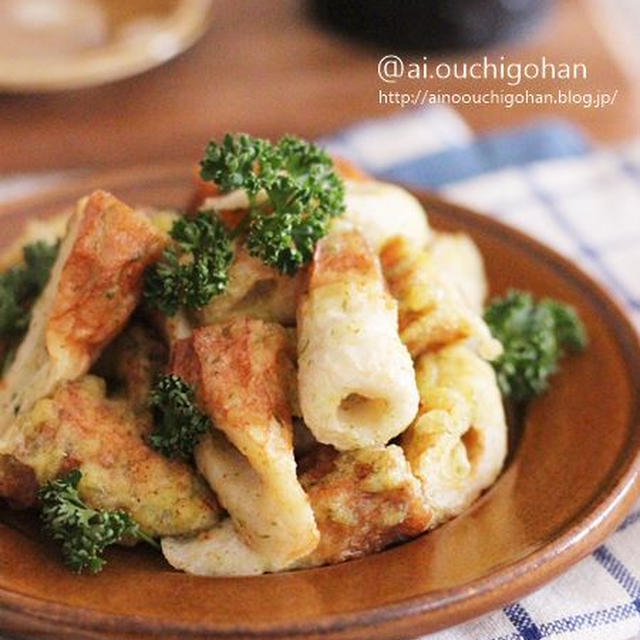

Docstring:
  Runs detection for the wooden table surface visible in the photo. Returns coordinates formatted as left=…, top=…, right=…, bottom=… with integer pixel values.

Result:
left=0, top=0, right=638, bottom=173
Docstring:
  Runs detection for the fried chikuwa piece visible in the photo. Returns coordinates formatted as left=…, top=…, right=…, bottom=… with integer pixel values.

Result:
left=169, top=317, right=319, bottom=569
left=297, top=225, right=418, bottom=450
left=294, top=444, right=431, bottom=568
left=162, top=444, right=431, bottom=575
left=0, top=376, right=219, bottom=536
left=341, top=178, right=432, bottom=252
left=195, top=242, right=302, bottom=327
left=0, top=190, right=165, bottom=435
left=427, top=232, right=489, bottom=315
left=402, top=344, right=508, bottom=528
left=380, top=235, right=501, bottom=360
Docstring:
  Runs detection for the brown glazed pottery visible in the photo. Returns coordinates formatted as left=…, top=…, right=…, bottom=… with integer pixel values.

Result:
left=0, top=165, right=639, bottom=640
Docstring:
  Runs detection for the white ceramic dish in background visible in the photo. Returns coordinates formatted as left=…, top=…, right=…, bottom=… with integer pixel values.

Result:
left=0, top=0, right=214, bottom=92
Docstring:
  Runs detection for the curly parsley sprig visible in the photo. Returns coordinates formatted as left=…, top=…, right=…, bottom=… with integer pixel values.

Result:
left=484, top=289, right=587, bottom=402
left=39, top=469, right=158, bottom=574
left=0, top=240, right=59, bottom=337
left=148, top=374, right=210, bottom=460
left=200, top=133, right=345, bottom=275
left=1, top=240, right=59, bottom=371
left=143, top=210, right=233, bottom=315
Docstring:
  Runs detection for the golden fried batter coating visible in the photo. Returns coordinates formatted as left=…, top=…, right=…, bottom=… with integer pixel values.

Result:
left=0, top=376, right=219, bottom=537
left=402, top=344, right=507, bottom=527
left=295, top=445, right=431, bottom=568
left=380, top=235, right=501, bottom=360
left=46, top=191, right=164, bottom=363
left=0, top=191, right=165, bottom=434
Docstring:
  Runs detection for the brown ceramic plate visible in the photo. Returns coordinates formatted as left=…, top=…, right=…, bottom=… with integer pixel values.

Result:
left=0, top=165, right=639, bottom=640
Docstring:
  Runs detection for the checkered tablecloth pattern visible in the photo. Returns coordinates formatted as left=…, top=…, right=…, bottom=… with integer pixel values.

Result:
left=323, top=107, right=640, bottom=640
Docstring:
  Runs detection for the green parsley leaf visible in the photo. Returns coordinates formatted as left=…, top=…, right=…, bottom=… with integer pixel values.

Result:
left=199, top=133, right=345, bottom=275
left=484, top=289, right=587, bottom=402
left=148, top=374, right=210, bottom=460
left=143, top=210, right=233, bottom=315
left=39, top=469, right=158, bottom=574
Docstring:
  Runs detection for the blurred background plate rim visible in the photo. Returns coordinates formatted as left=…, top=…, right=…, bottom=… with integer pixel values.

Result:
left=0, top=0, right=215, bottom=93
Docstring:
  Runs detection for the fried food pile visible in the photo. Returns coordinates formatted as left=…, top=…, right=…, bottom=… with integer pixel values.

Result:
left=0, top=148, right=507, bottom=575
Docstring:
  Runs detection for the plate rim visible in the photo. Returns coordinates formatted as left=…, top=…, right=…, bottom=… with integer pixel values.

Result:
left=0, top=164, right=639, bottom=639
left=0, top=0, right=215, bottom=93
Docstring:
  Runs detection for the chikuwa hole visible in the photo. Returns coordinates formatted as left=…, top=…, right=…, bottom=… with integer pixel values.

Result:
left=462, top=426, right=483, bottom=466
left=338, top=393, right=388, bottom=427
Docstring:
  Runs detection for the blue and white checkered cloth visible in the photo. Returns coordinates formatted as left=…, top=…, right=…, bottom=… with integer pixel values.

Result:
left=323, top=106, right=640, bottom=640
left=0, top=107, right=638, bottom=640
